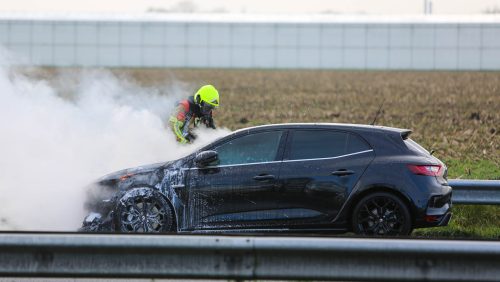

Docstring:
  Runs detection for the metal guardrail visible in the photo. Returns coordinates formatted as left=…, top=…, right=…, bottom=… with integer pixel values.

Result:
left=0, top=180, right=497, bottom=281
left=0, top=233, right=499, bottom=281
left=449, top=179, right=500, bottom=205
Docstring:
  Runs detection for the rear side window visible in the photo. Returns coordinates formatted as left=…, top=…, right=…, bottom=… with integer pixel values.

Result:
left=404, top=138, right=430, bottom=155
left=346, top=133, right=371, bottom=153
left=288, top=130, right=371, bottom=160
left=215, top=131, right=283, bottom=165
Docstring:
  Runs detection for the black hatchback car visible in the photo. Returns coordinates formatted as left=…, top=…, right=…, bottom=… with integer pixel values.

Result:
left=81, top=123, right=452, bottom=236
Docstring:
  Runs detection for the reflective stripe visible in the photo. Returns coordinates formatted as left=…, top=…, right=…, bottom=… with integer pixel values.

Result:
left=169, top=117, right=188, bottom=143
left=189, top=149, right=374, bottom=170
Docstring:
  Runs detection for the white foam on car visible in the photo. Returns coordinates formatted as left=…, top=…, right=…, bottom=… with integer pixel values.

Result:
left=0, top=48, right=229, bottom=231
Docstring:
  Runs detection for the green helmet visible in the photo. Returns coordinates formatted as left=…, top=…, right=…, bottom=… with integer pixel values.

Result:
left=194, top=85, right=219, bottom=108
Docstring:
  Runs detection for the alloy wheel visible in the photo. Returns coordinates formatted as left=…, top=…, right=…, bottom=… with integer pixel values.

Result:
left=353, top=192, right=411, bottom=236
left=120, top=196, right=168, bottom=232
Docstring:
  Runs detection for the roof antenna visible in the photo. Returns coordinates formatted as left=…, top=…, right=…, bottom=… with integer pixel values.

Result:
left=370, top=98, right=385, bottom=125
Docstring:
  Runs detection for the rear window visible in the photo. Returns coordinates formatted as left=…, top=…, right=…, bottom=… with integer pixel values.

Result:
left=404, top=138, right=430, bottom=155
left=288, top=130, right=371, bottom=160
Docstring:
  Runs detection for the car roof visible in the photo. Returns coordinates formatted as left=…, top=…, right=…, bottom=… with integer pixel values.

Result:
left=199, top=122, right=412, bottom=155
left=233, top=123, right=411, bottom=136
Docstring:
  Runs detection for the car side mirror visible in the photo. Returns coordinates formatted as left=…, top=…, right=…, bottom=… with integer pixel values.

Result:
left=195, top=150, right=219, bottom=167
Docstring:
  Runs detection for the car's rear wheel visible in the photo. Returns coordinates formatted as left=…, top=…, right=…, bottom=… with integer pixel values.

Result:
left=352, top=192, right=412, bottom=236
left=116, top=188, right=174, bottom=233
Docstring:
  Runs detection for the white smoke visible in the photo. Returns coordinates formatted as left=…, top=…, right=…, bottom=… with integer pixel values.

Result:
left=0, top=51, right=229, bottom=231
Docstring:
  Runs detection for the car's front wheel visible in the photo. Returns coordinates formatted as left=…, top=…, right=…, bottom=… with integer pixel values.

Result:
left=115, top=187, right=174, bottom=233
left=352, top=192, right=412, bottom=236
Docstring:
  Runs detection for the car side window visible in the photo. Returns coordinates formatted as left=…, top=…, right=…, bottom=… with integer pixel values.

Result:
left=346, top=133, right=372, bottom=153
left=215, top=131, right=283, bottom=166
left=289, top=130, right=348, bottom=160
left=288, top=130, right=369, bottom=160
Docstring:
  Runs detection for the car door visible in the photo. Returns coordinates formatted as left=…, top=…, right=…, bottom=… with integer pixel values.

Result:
left=277, top=129, right=375, bottom=226
left=186, top=130, right=286, bottom=230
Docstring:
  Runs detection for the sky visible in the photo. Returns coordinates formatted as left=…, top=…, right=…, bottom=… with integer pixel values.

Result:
left=1, top=0, right=500, bottom=14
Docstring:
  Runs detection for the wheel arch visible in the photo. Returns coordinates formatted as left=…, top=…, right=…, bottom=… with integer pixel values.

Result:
left=347, top=185, right=416, bottom=227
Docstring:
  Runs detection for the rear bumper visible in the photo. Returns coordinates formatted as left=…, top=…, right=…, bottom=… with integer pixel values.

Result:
left=415, top=211, right=452, bottom=228
left=421, top=209, right=452, bottom=227
left=437, top=212, right=452, bottom=227
left=412, top=181, right=452, bottom=228
left=415, top=193, right=453, bottom=228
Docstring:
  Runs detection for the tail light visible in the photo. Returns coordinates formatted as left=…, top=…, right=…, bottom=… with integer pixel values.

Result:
left=407, top=164, right=443, bottom=176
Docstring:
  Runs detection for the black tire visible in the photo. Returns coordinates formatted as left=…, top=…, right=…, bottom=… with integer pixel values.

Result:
left=115, top=187, right=174, bottom=233
left=352, top=192, right=412, bottom=236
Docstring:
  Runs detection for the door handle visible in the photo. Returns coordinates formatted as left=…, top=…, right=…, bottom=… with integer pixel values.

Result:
left=253, top=174, right=276, bottom=181
left=331, top=169, right=355, bottom=176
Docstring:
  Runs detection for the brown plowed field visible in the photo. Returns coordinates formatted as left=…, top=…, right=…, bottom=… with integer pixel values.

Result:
left=125, top=69, right=499, bottom=164
left=30, top=68, right=500, bottom=165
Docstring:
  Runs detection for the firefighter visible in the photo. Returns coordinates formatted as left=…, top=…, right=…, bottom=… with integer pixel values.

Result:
left=169, top=85, right=219, bottom=144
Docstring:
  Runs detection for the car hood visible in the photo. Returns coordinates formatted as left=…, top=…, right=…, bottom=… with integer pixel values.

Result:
left=97, top=161, right=172, bottom=183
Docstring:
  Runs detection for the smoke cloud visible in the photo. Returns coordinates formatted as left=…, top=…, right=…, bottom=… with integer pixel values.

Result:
left=0, top=50, right=229, bottom=231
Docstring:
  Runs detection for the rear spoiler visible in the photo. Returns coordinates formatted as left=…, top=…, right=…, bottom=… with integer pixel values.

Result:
left=401, top=130, right=412, bottom=140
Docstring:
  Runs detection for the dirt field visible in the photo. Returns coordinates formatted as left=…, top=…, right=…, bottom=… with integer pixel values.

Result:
left=125, top=69, right=500, bottom=165
left=30, top=68, right=500, bottom=173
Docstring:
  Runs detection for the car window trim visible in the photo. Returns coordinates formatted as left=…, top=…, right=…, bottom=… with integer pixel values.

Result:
left=190, top=160, right=283, bottom=170
left=282, top=149, right=374, bottom=163
left=189, top=149, right=373, bottom=170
